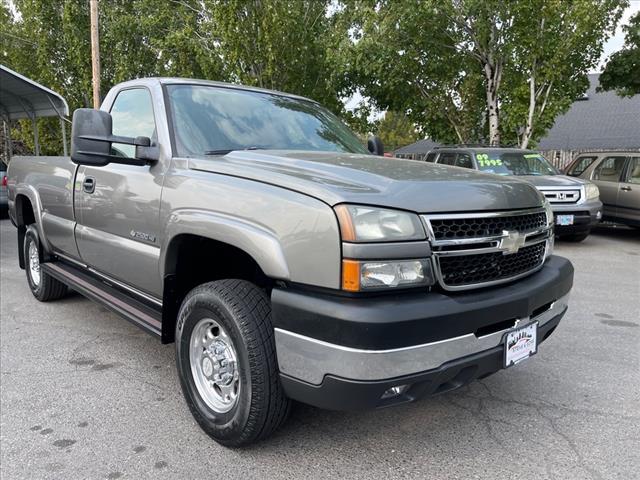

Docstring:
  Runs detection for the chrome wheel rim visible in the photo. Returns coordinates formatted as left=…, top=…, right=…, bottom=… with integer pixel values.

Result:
left=189, top=318, right=240, bottom=413
left=28, top=241, right=41, bottom=286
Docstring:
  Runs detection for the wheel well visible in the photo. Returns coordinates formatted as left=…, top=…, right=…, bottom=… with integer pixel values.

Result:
left=161, top=234, right=272, bottom=343
left=15, top=195, right=36, bottom=269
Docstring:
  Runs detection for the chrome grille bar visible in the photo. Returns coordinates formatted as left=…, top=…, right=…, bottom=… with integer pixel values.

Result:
left=539, top=187, right=581, bottom=204
left=422, top=208, right=552, bottom=291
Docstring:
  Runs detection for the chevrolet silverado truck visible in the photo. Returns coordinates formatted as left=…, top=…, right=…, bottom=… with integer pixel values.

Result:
left=7, top=78, right=574, bottom=446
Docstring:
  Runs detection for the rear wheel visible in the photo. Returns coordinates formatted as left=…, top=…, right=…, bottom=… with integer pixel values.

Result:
left=175, top=279, right=290, bottom=447
left=24, top=225, right=67, bottom=301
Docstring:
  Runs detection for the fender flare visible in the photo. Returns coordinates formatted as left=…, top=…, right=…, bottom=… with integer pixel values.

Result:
left=14, top=185, right=53, bottom=254
left=160, top=209, right=290, bottom=281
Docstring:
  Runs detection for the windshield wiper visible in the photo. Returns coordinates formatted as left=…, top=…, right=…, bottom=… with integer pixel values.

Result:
left=204, top=146, right=263, bottom=156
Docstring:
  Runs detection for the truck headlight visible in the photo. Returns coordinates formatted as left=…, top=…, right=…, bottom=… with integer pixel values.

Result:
left=585, top=183, right=600, bottom=201
left=334, top=205, right=425, bottom=242
left=342, top=259, right=435, bottom=291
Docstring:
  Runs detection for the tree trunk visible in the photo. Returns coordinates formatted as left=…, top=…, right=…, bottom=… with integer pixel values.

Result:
left=484, top=62, right=501, bottom=146
left=521, top=79, right=552, bottom=150
left=520, top=75, right=536, bottom=149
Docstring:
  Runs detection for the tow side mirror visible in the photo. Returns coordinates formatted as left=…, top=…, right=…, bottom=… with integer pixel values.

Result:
left=367, top=135, right=384, bottom=156
left=70, top=108, right=157, bottom=166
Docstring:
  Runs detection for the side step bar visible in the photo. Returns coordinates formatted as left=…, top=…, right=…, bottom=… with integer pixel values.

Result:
left=42, top=262, right=162, bottom=337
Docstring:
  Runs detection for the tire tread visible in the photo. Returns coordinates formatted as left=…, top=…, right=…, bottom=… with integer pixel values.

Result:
left=177, top=279, right=290, bottom=446
left=24, top=225, right=67, bottom=302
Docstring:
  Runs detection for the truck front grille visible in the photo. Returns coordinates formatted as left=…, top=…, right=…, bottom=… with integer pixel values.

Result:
left=429, top=211, right=547, bottom=240
left=422, top=209, right=551, bottom=291
left=438, top=243, right=546, bottom=287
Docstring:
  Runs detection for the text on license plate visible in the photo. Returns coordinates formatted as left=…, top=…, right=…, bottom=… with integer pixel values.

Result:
left=556, top=214, right=574, bottom=226
left=504, top=322, right=538, bottom=367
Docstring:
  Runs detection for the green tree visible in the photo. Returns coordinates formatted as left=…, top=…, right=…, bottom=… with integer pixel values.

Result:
left=344, top=0, right=626, bottom=147
left=600, top=11, right=640, bottom=96
left=501, top=0, right=626, bottom=148
left=1, top=0, right=350, bottom=154
left=342, top=1, right=486, bottom=144
left=1, top=0, right=218, bottom=154
left=201, top=0, right=346, bottom=112
left=374, top=111, right=420, bottom=151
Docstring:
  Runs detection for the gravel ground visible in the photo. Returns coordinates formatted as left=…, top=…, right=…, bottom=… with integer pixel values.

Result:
left=1, top=219, right=639, bottom=480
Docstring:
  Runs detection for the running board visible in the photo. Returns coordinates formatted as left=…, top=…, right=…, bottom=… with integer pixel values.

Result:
left=42, top=262, right=162, bottom=337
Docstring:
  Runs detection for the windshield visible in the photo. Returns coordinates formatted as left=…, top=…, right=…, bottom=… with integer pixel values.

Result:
left=475, top=151, right=558, bottom=176
left=166, top=84, right=368, bottom=157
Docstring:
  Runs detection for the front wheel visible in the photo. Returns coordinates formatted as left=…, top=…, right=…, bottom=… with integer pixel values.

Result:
left=23, top=225, right=67, bottom=301
left=175, top=280, right=290, bottom=447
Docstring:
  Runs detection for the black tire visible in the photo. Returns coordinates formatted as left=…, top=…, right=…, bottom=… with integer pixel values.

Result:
left=562, top=233, right=589, bottom=242
left=24, top=225, right=67, bottom=301
left=175, top=279, right=291, bottom=447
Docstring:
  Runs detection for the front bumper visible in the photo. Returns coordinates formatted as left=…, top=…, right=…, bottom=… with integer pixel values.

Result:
left=272, top=255, right=573, bottom=410
left=552, top=199, right=602, bottom=235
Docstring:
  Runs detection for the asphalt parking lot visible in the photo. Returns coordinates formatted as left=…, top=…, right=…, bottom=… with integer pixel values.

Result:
left=0, top=218, right=638, bottom=480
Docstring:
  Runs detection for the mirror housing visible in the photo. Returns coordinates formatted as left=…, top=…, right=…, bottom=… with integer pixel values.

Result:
left=367, top=135, right=384, bottom=156
left=70, top=108, right=157, bottom=166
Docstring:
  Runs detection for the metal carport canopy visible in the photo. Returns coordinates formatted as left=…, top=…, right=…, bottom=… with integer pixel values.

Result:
left=0, top=64, right=70, bottom=157
left=0, top=64, right=69, bottom=120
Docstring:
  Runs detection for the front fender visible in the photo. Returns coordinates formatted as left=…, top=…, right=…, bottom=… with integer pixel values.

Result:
left=161, top=209, right=290, bottom=281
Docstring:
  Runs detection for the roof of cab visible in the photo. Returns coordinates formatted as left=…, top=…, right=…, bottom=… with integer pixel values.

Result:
left=114, top=77, right=316, bottom=103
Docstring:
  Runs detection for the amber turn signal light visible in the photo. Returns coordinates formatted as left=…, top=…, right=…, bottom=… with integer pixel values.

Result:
left=341, top=259, right=360, bottom=291
left=334, top=205, right=356, bottom=242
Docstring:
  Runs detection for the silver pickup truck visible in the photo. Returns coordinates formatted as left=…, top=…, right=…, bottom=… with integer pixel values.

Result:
left=6, top=78, right=574, bottom=446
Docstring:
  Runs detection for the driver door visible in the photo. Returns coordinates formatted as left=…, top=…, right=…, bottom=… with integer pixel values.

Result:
left=75, top=87, right=164, bottom=297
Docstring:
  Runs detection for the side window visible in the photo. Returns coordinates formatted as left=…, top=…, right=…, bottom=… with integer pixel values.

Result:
left=625, top=157, right=640, bottom=184
left=438, top=152, right=457, bottom=166
left=567, top=156, right=597, bottom=176
left=425, top=152, right=437, bottom=163
left=592, top=156, right=627, bottom=182
left=455, top=153, right=473, bottom=169
left=109, top=88, right=156, bottom=158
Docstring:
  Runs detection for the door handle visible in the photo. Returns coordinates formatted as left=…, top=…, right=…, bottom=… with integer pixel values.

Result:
left=621, top=186, right=632, bottom=191
left=83, top=176, right=96, bottom=194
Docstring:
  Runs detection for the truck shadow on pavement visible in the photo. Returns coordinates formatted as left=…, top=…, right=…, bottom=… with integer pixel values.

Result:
left=590, top=223, right=640, bottom=240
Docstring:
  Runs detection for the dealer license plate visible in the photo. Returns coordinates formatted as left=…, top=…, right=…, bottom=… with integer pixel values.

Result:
left=556, top=214, right=574, bottom=226
left=504, top=322, right=538, bottom=368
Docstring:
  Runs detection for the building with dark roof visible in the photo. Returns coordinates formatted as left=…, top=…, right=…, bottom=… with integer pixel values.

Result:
left=537, top=73, right=640, bottom=168
left=394, top=139, right=441, bottom=160
left=394, top=74, right=640, bottom=168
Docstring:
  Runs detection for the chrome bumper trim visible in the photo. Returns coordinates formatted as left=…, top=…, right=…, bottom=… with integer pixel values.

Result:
left=275, top=293, right=569, bottom=385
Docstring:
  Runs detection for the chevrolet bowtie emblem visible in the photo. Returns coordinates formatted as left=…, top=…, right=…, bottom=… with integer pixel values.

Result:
left=499, top=230, right=526, bottom=255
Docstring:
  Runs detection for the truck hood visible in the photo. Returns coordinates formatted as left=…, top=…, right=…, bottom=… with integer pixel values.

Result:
left=188, top=150, right=544, bottom=213
left=518, top=175, right=589, bottom=188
